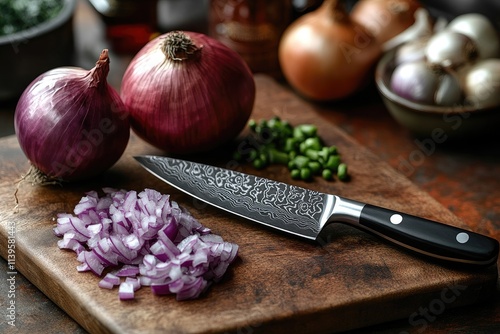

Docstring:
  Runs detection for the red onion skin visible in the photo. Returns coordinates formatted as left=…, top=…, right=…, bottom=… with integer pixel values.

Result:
left=120, top=31, right=255, bottom=154
left=14, top=50, right=130, bottom=181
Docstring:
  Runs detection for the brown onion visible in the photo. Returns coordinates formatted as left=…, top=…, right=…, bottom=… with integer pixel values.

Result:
left=278, top=0, right=381, bottom=101
left=120, top=31, right=255, bottom=154
left=351, top=0, right=422, bottom=45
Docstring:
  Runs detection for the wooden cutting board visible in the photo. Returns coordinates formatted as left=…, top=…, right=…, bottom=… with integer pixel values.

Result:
left=0, top=75, right=497, bottom=334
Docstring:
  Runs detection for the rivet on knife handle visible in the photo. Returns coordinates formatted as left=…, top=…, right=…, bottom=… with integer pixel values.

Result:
left=331, top=198, right=500, bottom=267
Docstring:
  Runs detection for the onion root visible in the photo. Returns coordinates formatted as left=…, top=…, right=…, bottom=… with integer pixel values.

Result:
left=13, top=165, right=62, bottom=212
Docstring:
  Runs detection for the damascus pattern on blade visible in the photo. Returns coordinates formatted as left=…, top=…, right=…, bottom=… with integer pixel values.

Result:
left=151, top=157, right=325, bottom=236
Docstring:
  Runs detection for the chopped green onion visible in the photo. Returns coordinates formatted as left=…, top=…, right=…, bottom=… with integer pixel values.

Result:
left=322, top=169, right=333, bottom=181
left=325, top=155, right=341, bottom=171
left=338, top=163, right=348, bottom=181
left=302, top=137, right=322, bottom=152
left=305, top=149, right=319, bottom=161
left=268, top=149, right=289, bottom=165
left=248, top=119, right=257, bottom=131
left=253, top=158, right=266, bottom=170
left=296, top=124, right=317, bottom=137
left=248, top=149, right=258, bottom=161
left=233, top=117, right=349, bottom=182
left=308, top=161, right=322, bottom=174
left=328, top=146, right=338, bottom=155
left=293, top=127, right=306, bottom=141
left=300, top=167, right=312, bottom=181
left=284, top=137, right=297, bottom=153
left=290, top=169, right=301, bottom=179
left=293, top=155, right=310, bottom=169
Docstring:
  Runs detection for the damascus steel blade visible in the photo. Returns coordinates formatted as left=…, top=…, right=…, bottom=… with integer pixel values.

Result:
left=134, top=155, right=336, bottom=239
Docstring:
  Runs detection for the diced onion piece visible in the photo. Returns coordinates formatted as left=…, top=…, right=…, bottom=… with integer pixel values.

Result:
left=125, top=277, right=141, bottom=291
left=54, top=188, right=239, bottom=301
left=114, top=265, right=140, bottom=277
left=119, top=282, right=135, bottom=300
left=99, top=273, right=121, bottom=289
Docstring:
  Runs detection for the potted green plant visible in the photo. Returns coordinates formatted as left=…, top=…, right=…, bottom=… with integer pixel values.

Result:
left=0, top=0, right=76, bottom=100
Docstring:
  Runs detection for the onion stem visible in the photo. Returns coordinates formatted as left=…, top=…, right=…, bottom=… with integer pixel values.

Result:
left=162, top=31, right=202, bottom=61
left=90, top=49, right=110, bottom=88
left=382, top=8, right=433, bottom=51
left=322, top=0, right=349, bottom=23
left=388, top=0, right=411, bottom=15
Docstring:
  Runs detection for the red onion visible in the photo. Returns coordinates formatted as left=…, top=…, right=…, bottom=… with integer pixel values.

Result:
left=14, top=50, right=130, bottom=182
left=120, top=31, right=255, bottom=154
left=54, top=188, right=239, bottom=301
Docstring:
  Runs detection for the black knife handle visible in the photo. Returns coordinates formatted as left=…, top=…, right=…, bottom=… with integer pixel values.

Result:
left=358, top=204, right=499, bottom=267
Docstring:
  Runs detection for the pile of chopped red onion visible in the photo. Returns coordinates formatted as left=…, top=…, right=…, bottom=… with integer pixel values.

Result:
left=54, top=188, right=239, bottom=301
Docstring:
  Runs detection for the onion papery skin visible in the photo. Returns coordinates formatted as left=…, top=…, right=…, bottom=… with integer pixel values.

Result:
left=447, top=13, right=500, bottom=60
left=351, top=0, right=422, bottom=45
left=390, top=61, right=438, bottom=104
left=120, top=31, right=256, bottom=154
left=278, top=0, right=381, bottom=101
left=425, top=31, right=477, bottom=69
left=463, top=59, right=500, bottom=109
left=14, top=50, right=130, bottom=182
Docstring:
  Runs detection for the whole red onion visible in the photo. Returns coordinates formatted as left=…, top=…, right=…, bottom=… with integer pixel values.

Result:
left=14, top=50, right=130, bottom=182
left=120, top=31, right=255, bottom=154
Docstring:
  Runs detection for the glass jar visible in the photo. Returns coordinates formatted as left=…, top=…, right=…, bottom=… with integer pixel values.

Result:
left=209, top=0, right=292, bottom=78
left=88, top=0, right=158, bottom=54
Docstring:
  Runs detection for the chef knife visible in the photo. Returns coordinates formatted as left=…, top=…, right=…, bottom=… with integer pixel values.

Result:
left=134, top=155, right=499, bottom=267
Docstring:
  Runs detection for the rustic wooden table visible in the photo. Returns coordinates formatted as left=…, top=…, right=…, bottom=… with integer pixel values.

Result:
left=1, top=0, right=499, bottom=333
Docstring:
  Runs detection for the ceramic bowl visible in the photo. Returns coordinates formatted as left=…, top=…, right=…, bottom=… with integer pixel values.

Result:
left=0, top=0, right=76, bottom=101
left=374, top=50, right=500, bottom=139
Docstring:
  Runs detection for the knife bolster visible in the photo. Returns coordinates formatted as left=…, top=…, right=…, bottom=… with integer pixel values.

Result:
left=328, top=196, right=365, bottom=225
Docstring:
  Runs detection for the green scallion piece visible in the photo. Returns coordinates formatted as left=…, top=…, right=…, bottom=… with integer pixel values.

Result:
left=338, top=163, right=349, bottom=181
left=234, top=117, right=349, bottom=183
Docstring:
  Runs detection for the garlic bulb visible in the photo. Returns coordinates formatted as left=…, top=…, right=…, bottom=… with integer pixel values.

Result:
left=462, top=59, right=500, bottom=108
left=447, top=13, right=500, bottom=59
left=425, top=31, right=477, bottom=69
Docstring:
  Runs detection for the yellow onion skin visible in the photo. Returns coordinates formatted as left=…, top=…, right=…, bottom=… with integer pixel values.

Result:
left=279, top=0, right=381, bottom=101
left=351, top=0, right=422, bottom=45
left=14, top=50, right=130, bottom=182
left=120, top=31, right=256, bottom=154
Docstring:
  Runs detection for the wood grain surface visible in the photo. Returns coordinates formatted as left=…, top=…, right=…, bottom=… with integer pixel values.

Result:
left=0, top=75, right=497, bottom=334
